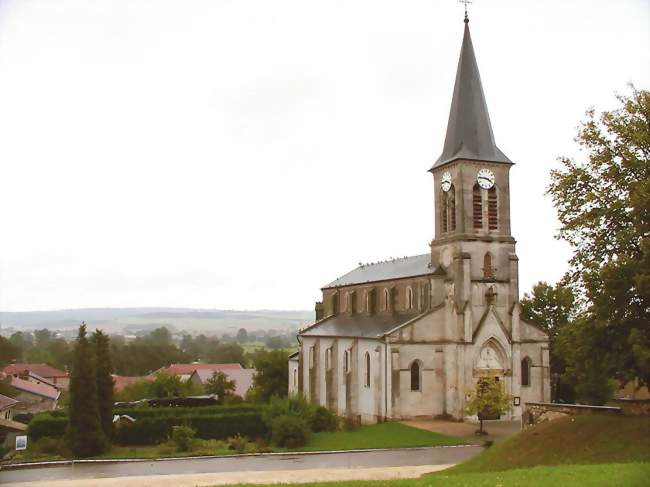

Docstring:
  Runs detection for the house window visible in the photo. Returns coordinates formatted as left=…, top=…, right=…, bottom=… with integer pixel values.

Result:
left=309, top=346, right=315, bottom=369
left=364, top=352, right=371, bottom=387
left=473, top=184, right=483, bottom=229
left=344, top=349, right=351, bottom=374
left=521, top=357, right=531, bottom=387
left=407, top=287, right=413, bottom=309
left=410, top=361, right=421, bottom=391
left=483, top=253, right=494, bottom=279
left=326, top=347, right=333, bottom=370
left=488, top=187, right=498, bottom=230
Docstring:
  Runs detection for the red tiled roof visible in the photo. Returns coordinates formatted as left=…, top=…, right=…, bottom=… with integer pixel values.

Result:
left=153, top=363, right=243, bottom=376
left=3, top=363, right=68, bottom=378
left=190, top=368, right=255, bottom=397
left=11, top=377, right=60, bottom=401
left=0, top=393, right=19, bottom=411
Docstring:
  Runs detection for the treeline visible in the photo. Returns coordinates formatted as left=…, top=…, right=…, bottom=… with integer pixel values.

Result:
left=0, top=326, right=296, bottom=376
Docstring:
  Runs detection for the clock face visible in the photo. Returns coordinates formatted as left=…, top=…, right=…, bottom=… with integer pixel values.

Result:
left=441, top=171, right=452, bottom=192
left=477, top=169, right=495, bottom=189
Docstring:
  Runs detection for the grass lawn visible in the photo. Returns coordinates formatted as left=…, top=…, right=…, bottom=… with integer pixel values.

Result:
left=220, top=463, right=650, bottom=487
left=450, top=414, right=650, bottom=473
left=282, top=422, right=466, bottom=452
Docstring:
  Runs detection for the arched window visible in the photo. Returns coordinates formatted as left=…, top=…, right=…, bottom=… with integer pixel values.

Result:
left=488, top=187, right=498, bottom=230
left=344, top=349, right=351, bottom=374
left=407, top=287, right=413, bottom=309
left=473, top=184, right=483, bottom=229
left=384, top=288, right=390, bottom=311
left=365, top=290, right=373, bottom=314
left=521, top=357, right=531, bottom=387
left=364, top=352, right=371, bottom=387
left=309, top=346, right=315, bottom=369
left=326, top=347, right=333, bottom=370
left=483, top=253, right=493, bottom=279
left=331, top=293, right=338, bottom=315
left=410, top=361, right=421, bottom=391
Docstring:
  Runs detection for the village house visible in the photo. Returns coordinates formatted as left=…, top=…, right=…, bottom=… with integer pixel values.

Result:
left=2, top=363, right=69, bottom=390
left=188, top=368, right=255, bottom=398
left=289, top=16, right=550, bottom=423
left=9, top=376, right=60, bottom=414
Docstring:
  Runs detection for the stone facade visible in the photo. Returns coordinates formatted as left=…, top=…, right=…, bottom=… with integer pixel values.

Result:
left=289, top=18, right=550, bottom=423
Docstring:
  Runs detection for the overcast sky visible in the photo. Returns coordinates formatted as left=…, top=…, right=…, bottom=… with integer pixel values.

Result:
left=0, top=0, right=648, bottom=312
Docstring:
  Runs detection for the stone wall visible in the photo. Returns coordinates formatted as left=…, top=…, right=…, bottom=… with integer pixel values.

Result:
left=523, top=402, right=621, bottom=429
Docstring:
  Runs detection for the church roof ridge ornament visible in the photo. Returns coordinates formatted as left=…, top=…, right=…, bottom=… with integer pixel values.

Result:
left=430, top=11, right=512, bottom=171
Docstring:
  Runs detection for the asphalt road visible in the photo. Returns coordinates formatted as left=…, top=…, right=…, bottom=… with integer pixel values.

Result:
left=0, top=446, right=481, bottom=484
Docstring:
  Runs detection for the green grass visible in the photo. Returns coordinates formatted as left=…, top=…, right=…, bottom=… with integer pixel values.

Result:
left=450, top=414, right=650, bottom=473
left=282, top=422, right=466, bottom=452
left=220, top=463, right=650, bottom=487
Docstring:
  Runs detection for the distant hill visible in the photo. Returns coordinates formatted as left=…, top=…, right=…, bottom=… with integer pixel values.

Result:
left=0, top=308, right=313, bottom=336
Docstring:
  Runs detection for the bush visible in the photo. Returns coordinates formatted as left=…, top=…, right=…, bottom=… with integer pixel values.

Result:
left=262, top=395, right=314, bottom=427
left=27, top=415, right=69, bottom=441
left=171, top=425, right=196, bottom=452
left=113, top=404, right=260, bottom=419
left=226, top=434, right=248, bottom=453
left=310, top=406, right=337, bottom=433
left=270, top=415, right=310, bottom=448
left=29, top=437, right=70, bottom=457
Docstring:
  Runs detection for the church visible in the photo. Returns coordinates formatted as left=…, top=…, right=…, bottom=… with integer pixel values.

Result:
left=288, top=15, right=550, bottom=422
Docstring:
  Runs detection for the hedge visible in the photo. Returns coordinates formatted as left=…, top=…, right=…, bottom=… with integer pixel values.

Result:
left=114, top=412, right=266, bottom=445
left=27, top=415, right=68, bottom=441
left=48, top=404, right=261, bottom=420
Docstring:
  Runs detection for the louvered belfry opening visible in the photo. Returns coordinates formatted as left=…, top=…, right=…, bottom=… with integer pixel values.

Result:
left=441, top=191, right=448, bottom=233
left=473, top=184, right=483, bottom=229
left=488, top=187, right=498, bottom=230
left=449, top=185, right=456, bottom=231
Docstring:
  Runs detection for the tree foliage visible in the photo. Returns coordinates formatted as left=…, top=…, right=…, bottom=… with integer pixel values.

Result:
left=91, top=330, right=115, bottom=439
left=204, top=371, right=236, bottom=401
left=66, top=324, right=108, bottom=457
left=465, top=378, right=511, bottom=434
left=248, top=349, right=289, bottom=402
left=548, top=87, right=650, bottom=396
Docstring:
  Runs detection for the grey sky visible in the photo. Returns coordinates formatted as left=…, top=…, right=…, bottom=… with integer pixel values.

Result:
left=0, top=0, right=648, bottom=312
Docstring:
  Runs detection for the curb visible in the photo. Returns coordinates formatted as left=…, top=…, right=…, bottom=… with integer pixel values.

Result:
left=0, top=444, right=480, bottom=470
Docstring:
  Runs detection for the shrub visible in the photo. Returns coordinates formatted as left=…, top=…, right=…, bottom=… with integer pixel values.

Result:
left=171, top=425, right=196, bottom=452
left=226, top=434, right=248, bottom=453
left=27, top=415, right=68, bottom=441
left=310, top=406, right=337, bottom=433
left=270, top=415, right=310, bottom=448
left=29, top=437, right=70, bottom=457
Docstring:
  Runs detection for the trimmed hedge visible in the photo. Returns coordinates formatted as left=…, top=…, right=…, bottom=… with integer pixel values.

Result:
left=114, top=412, right=266, bottom=445
left=48, top=404, right=261, bottom=420
left=27, top=415, right=68, bottom=441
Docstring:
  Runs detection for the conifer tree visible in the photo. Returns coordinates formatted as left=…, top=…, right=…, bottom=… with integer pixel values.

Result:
left=91, top=329, right=115, bottom=439
left=66, top=323, right=108, bottom=457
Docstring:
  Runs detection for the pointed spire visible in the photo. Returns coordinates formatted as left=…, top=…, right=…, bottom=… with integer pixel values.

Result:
left=431, top=19, right=511, bottom=170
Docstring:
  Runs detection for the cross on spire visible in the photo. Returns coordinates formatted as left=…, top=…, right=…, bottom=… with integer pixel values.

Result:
left=459, top=0, right=472, bottom=22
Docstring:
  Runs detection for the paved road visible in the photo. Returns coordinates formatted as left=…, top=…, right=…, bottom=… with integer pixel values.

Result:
left=0, top=446, right=481, bottom=484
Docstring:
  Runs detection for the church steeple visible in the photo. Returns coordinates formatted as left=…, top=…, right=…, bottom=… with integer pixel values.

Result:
left=431, top=18, right=511, bottom=170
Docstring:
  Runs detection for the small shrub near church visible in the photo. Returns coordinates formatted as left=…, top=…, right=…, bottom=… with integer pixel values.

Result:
left=27, top=415, right=69, bottom=441
left=310, top=406, right=337, bottom=432
left=271, top=415, right=310, bottom=448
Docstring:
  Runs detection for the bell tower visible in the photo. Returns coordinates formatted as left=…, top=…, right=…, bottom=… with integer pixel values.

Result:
left=429, top=15, right=519, bottom=308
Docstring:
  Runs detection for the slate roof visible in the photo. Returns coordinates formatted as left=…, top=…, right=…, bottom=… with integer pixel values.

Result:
left=431, top=18, right=512, bottom=169
left=323, top=254, right=433, bottom=289
left=300, top=312, right=424, bottom=339
left=10, top=377, right=60, bottom=401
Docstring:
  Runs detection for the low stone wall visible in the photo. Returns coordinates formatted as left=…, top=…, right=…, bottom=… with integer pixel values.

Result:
left=522, top=402, right=621, bottom=429
left=609, top=399, right=650, bottom=416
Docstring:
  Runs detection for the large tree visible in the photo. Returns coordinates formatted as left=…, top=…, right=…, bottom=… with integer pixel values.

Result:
left=91, top=330, right=115, bottom=439
left=248, top=350, right=289, bottom=402
left=548, top=87, right=650, bottom=399
left=66, top=323, right=108, bottom=457
left=204, top=371, right=236, bottom=402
